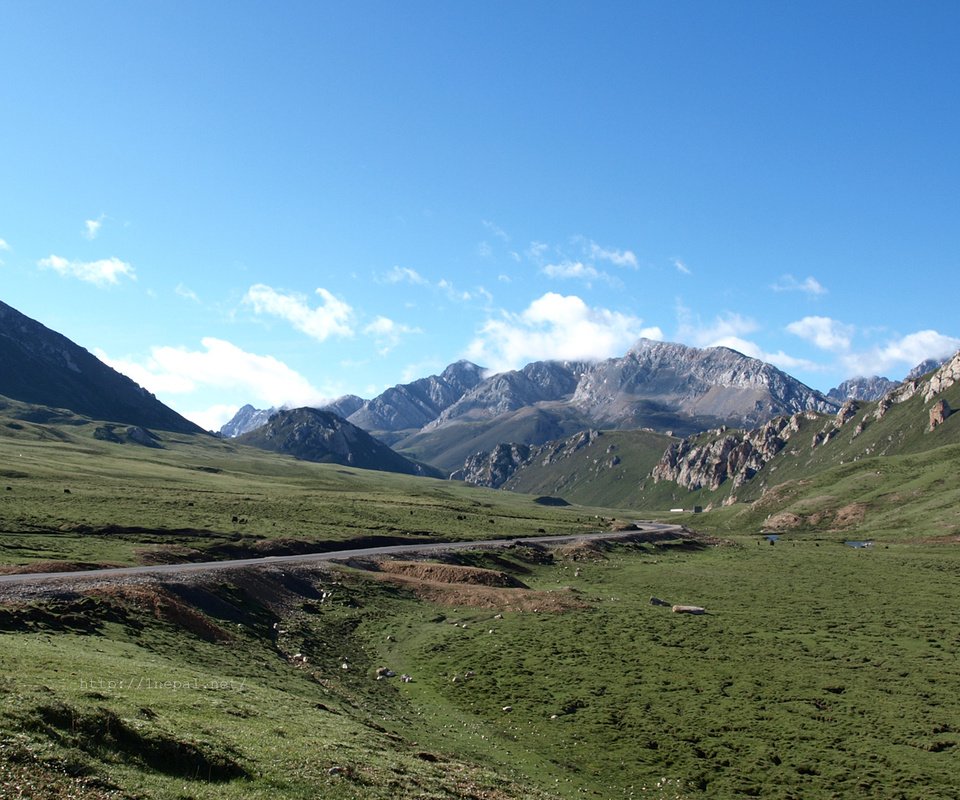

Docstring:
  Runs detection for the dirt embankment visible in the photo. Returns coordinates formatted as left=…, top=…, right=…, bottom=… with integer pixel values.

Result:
left=360, top=558, right=587, bottom=612
left=374, top=560, right=528, bottom=588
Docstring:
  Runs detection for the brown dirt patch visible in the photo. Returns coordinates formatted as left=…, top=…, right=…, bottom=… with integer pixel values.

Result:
left=375, top=560, right=529, bottom=589
left=362, top=559, right=586, bottom=612
left=555, top=540, right=608, bottom=562
left=95, top=585, right=231, bottom=643
left=765, top=512, right=803, bottom=530
left=833, top=503, right=867, bottom=528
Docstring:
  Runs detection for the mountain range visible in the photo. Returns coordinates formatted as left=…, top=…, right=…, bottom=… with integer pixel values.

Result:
left=222, top=339, right=847, bottom=472
left=4, top=297, right=956, bottom=505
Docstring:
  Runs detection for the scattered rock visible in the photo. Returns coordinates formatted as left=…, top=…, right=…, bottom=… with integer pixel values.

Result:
left=672, top=605, right=707, bottom=615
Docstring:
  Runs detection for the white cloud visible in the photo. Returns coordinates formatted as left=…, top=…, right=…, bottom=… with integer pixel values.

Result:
left=175, top=283, right=200, bottom=303
left=363, top=316, right=421, bottom=355
left=96, top=337, right=331, bottom=409
left=83, top=215, right=105, bottom=240
left=438, top=278, right=473, bottom=302
left=482, top=220, right=510, bottom=242
left=382, top=266, right=428, bottom=285
left=0, top=238, right=10, bottom=251
left=526, top=241, right=550, bottom=261
left=676, top=306, right=758, bottom=348
left=465, top=292, right=662, bottom=373
left=771, top=274, right=827, bottom=296
left=542, top=260, right=614, bottom=284
left=243, top=284, right=354, bottom=342
left=182, top=404, right=241, bottom=433
left=585, top=240, right=638, bottom=268
left=843, top=330, right=960, bottom=378
left=786, top=316, right=855, bottom=351
left=38, top=254, right=135, bottom=286
left=673, top=259, right=691, bottom=275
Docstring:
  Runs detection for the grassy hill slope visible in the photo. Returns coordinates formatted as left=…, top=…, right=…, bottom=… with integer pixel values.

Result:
left=0, top=396, right=612, bottom=569
left=501, top=428, right=675, bottom=508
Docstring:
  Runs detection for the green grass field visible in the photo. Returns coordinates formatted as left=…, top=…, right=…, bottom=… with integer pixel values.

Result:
left=3, top=534, right=959, bottom=799
left=0, top=407, right=622, bottom=568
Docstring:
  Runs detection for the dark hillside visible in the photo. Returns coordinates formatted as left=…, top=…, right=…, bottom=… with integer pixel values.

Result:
left=0, top=300, right=203, bottom=434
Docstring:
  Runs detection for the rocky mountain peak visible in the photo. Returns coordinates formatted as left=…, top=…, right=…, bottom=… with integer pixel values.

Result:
left=827, top=376, right=898, bottom=402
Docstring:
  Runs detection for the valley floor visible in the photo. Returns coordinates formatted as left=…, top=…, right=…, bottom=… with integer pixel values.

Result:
left=1, top=532, right=958, bottom=799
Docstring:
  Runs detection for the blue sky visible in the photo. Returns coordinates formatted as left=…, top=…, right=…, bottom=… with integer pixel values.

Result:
left=2, top=1, right=959, bottom=429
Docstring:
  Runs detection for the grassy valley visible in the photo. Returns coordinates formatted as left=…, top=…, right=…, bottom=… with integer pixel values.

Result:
left=0, top=398, right=610, bottom=569
left=3, top=532, right=959, bottom=798
left=2, top=376, right=960, bottom=798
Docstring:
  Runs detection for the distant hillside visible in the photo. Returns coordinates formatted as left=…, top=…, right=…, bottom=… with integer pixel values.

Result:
left=453, top=428, right=676, bottom=508
left=235, top=407, right=443, bottom=477
left=0, top=300, right=203, bottom=434
left=645, top=350, right=960, bottom=532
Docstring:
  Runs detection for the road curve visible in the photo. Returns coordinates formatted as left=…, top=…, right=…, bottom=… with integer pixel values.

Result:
left=0, top=523, right=685, bottom=587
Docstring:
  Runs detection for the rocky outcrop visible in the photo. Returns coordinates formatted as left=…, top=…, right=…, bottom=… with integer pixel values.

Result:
left=872, top=349, right=960, bottom=413
left=929, top=399, right=953, bottom=431
left=453, top=430, right=601, bottom=488
left=651, top=414, right=809, bottom=492
left=452, top=443, right=534, bottom=488
left=922, top=351, right=960, bottom=402
left=811, top=399, right=861, bottom=448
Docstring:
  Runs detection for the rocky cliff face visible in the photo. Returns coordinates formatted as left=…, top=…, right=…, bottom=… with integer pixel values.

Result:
left=235, top=407, right=437, bottom=476
left=453, top=430, right=601, bottom=488
left=653, top=414, right=802, bottom=493
left=0, top=300, right=203, bottom=434
left=452, top=442, right=534, bottom=488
